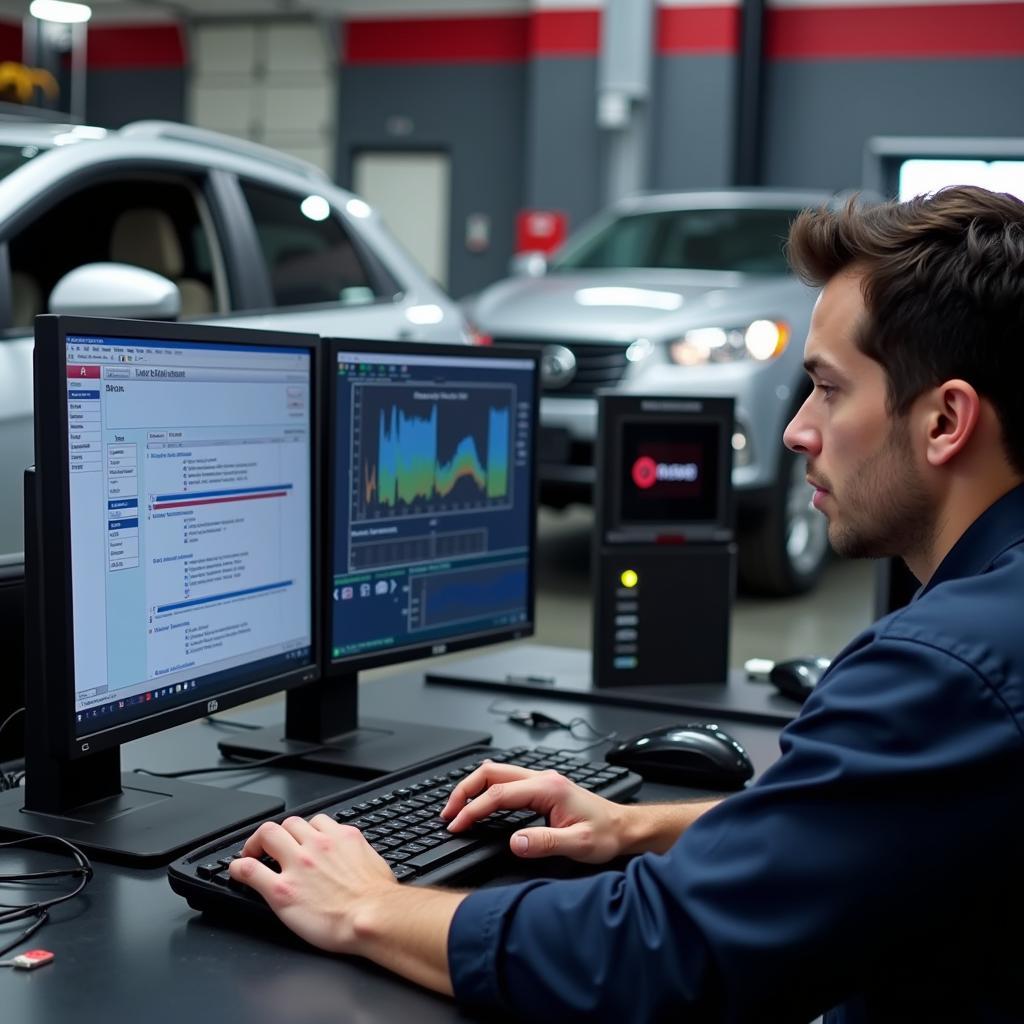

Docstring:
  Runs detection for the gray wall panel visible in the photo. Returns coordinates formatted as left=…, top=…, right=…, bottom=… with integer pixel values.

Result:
left=652, top=55, right=736, bottom=190
left=764, top=58, right=1024, bottom=191
left=336, top=63, right=526, bottom=299
left=86, top=69, right=186, bottom=128
left=524, top=58, right=602, bottom=235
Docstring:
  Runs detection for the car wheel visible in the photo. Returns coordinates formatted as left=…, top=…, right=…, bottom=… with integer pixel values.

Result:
left=738, top=446, right=830, bottom=596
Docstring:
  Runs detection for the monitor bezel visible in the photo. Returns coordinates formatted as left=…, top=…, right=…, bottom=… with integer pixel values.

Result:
left=596, top=392, right=736, bottom=542
left=34, top=314, right=322, bottom=761
left=323, top=337, right=539, bottom=675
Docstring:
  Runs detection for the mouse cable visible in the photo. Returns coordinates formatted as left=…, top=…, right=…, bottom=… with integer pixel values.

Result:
left=131, top=742, right=338, bottom=779
left=486, top=701, right=618, bottom=755
left=0, top=834, right=93, bottom=960
left=0, top=707, right=25, bottom=792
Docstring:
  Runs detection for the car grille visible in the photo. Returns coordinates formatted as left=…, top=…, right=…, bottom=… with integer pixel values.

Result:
left=491, top=338, right=631, bottom=396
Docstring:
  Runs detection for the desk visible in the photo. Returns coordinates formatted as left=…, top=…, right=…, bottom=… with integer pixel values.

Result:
left=1, top=666, right=784, bottom=1024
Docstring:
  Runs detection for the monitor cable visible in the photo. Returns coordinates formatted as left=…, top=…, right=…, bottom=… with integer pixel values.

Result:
left=0, top=707, right=25, bottom=793
left=132, top=742, right=338, bottom=779
left=0, top=834, right=93, bottom=961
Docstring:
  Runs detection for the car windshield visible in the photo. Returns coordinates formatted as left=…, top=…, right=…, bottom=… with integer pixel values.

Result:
left=552, top=207, right=802, bottom=275
left=0, top=143, right=42, bottom=179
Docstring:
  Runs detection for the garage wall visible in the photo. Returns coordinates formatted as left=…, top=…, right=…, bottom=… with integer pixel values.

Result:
left=762, top=0, right=1024, bottom=190
left=336, top=14, right=528, bottom=298
left=651, top=1, right=741, bottom=190
left=85, top=23, right=187, bottom=127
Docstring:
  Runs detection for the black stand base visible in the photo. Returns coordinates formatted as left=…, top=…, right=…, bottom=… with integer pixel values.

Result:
left=425, top=644, right=799, bottom=727
left=0, top=773, right=282, bottom=867
left=218, top=717, right=491, bottom=779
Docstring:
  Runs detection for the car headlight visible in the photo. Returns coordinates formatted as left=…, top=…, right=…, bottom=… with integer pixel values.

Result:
left=667, top=319, right=789, bottom=366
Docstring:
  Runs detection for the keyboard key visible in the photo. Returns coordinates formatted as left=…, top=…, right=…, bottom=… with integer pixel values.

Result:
left=405, top=836, right=478, bottom=871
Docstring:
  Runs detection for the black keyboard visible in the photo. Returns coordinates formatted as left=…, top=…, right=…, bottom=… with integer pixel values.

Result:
left=169, top=745, right=642, bottom=918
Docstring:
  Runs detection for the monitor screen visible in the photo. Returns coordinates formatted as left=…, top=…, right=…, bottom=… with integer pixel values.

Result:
left=617, top=419, right=723, bottom=526
left=598, top=395, right=734, bottom=542
left=328, top=342, right=537, bottom=667
left=55, top=323, right=318, bottom=748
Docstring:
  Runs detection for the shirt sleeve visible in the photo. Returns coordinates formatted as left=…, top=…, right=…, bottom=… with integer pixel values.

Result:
left=447, top=635, right=1024, bottom=1022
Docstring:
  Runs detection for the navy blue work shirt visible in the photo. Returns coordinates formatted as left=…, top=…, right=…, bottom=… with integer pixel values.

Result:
left=448, top=484, right=1024, bottom=1022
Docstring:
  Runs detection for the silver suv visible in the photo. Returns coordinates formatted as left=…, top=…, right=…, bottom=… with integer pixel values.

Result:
left=0, top=119, right=467, bottom=557
left=466, top=189, right=837, bottom=595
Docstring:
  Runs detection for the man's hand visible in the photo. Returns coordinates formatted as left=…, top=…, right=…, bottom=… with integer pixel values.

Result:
left=441, top=760, right=629, bottom=864
left=228, top=814, right=397, bottom=955
left=229, top=815, right=464, bottom=995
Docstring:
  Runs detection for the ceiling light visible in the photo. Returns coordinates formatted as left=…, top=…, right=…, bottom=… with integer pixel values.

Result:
left=29, top=1, right=92, bottom=24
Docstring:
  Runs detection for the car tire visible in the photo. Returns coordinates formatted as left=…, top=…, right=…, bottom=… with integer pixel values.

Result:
left=738, top=446, right=830, bottom=596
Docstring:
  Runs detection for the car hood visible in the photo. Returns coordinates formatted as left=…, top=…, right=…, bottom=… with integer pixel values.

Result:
left=469, top=269, right=800, bottom=341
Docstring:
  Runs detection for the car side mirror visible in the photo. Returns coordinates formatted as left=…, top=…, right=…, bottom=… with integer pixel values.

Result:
left=49, top=262, right=182, bottom=320
left=508, top=251, right=548, bottom=278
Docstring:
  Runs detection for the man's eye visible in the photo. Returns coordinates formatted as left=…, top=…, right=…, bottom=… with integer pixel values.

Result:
left=816, top=383, right=837, bottom=400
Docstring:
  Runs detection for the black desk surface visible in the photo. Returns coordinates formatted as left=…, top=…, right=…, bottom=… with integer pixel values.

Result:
left=0, top=660, right=786, bottom=1024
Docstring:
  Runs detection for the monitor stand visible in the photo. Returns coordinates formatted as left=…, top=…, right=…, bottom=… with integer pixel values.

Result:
left=217, top=672, right=491, bottom=778
left=0, top=470, right=283, bottom=867
left=0, top=743, right=283, bottom=867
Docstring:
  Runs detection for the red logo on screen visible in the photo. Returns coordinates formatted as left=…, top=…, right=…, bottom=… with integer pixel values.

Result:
left=631, top=456, right=658, bottom=489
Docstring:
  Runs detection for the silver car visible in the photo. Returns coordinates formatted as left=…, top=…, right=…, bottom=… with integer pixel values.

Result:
left=466, top=189, right=838, bottom=595
left=0, top=119, right=467, bottom=557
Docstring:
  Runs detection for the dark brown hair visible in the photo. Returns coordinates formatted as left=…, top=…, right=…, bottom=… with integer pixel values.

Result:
left=787, top=185, right=1024, bottom=473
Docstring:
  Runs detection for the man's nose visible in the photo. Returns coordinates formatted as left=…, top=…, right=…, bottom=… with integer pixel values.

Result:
left=783, top=398, right=820, bottom=456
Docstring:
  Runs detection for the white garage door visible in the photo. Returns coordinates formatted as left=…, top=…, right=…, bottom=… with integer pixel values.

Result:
left=189, top=20, right=334, bottom=174
left=352, top=150, right=451, bottom=289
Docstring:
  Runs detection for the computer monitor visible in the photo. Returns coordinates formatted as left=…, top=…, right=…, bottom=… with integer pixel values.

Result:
left=0, top=315, right=320, bottom=864
left=220, top=338, right=540, bottom=777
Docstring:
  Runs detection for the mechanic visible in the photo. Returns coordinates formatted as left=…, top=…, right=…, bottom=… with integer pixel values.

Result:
left=229, top=185, right=1024, bottom=1023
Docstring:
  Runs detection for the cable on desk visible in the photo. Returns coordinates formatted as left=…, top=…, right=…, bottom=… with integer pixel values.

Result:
left=0, top=834, right=93, bottom=960
left=203, top=715, right=264, bottom=731
left=486, top=700, right=618, bottom=755
left=132, top=742, right=338, bottom=779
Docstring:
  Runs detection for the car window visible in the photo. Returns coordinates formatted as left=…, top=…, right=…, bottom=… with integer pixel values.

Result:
left=6, top=174, right=225, bottom=329
left=553, top=208, right=801, bottom=275
left=0, top=143, right=40, bottom=181
left=239, top=181, right=383, bottom=308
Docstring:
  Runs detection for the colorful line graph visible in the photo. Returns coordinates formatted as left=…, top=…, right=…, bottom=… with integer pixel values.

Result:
left=354, top=385, right=512, bottom=517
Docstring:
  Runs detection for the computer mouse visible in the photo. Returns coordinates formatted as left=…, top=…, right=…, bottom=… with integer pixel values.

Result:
left=769, top=656, right=831, bottom=703
left=604, top=723, right=754, bottom=790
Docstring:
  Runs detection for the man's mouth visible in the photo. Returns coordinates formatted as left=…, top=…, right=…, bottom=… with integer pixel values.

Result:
left=806, top=475, right=830, bottom=509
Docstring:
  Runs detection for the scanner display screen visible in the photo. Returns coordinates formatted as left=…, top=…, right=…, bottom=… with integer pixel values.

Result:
left=617, top=420, right=722, bottom=527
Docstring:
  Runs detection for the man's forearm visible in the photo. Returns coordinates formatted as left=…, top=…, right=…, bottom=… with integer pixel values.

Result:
left=353, top=886, right=468, bottom=995
left=617, top=799, right=721, bottom=855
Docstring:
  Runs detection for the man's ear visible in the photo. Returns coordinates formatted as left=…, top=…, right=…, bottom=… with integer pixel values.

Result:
left=922, top=379, right=981, bottom=468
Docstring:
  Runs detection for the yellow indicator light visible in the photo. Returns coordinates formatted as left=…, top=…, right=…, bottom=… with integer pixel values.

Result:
left=620, top=569, right=639, bottom=589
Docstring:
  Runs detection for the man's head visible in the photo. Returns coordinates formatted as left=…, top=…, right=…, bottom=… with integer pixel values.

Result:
left=782, top=186, right=1024, bottom=574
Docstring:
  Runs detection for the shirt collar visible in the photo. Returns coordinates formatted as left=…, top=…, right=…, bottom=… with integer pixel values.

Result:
left=917, top=482, right=1024, bottom=599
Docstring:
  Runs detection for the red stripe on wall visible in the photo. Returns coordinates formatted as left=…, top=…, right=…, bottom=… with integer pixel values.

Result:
left=345, top=10, right=603, bottom=64
left=767, top=3, right=1024, bottom=59
left=658, top=6, right=741, bottom=55
left=345, top=15, right=529, bottom=64
left=530, top=10, right=601, bottom=56
left=86, top=24, right=186, bottom=69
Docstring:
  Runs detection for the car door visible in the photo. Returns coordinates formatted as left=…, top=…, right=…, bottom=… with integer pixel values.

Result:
left=0, top=163, right=230, bottom=557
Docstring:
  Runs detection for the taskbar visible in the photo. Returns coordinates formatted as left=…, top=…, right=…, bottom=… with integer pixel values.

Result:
left=74, top=645, right=313, bottom=739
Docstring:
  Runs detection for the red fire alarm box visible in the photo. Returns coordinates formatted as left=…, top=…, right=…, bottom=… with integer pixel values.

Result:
left=515, top=209, right=567, bottom=254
